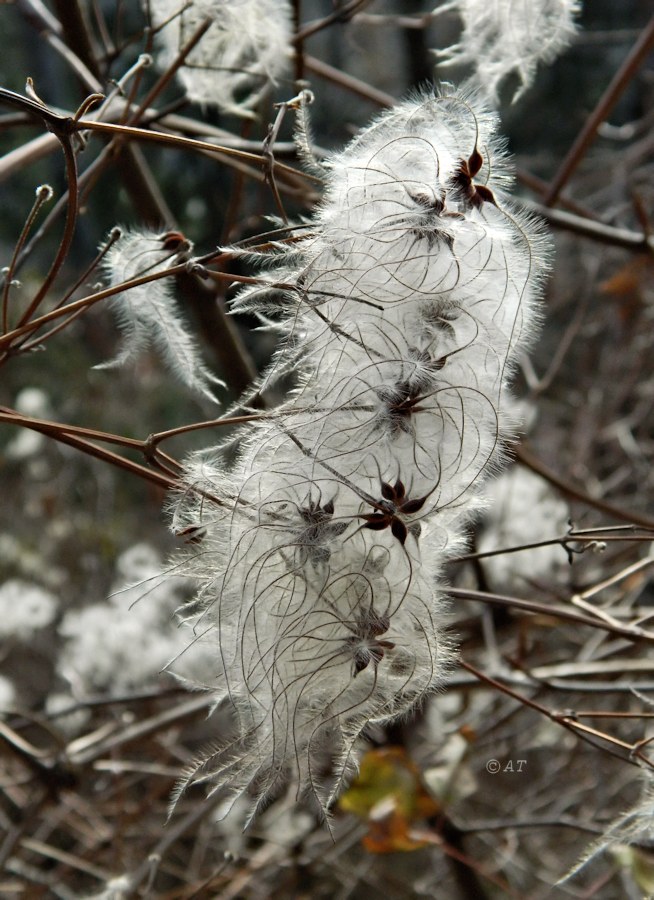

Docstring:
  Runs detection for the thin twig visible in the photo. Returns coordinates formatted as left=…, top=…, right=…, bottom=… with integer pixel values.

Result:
left=294, top=0, right=374, bottom=43
left=545, top=14, right=654, bottom=206
left=460, top=660, right=649, bottom=766
left=0, top=409, right=178, bottom=490
left=520, top=198, right=654, bottom=254
left=303, top=55, right=395, bottom=108
left=516, top=444, right=654, bottom=530
left=449, top=587, right=654, bottom=644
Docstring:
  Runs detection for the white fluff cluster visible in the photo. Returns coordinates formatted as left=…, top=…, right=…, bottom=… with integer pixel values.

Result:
left=5, top=387, right=52, bottom=461
left=98, top=229, right=223, bottom=402
left=435, top=0, right=581, bottom=101
left=478, top=466, right=569, bottom=588
left=172, top=86, right=550, bottom=818
left=148, top=0, right=292, bottom=114
left=57, top=544, right=209, bottom=694
left=564, top=770, right=654, bottom=885
left=0, top=675, right=17, bottom=709
left=0, top=579, right=57, bottom=640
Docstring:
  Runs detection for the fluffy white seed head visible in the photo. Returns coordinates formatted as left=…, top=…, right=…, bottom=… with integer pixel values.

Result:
left=171, top=85, right=551, bottom=819
left=478, top=466, right=570, bottom=588
left=97, top=228, right=223, bottom=402
left=148, top=0, right=293, bottom=115
left=435, top=0, right=581, bottom=102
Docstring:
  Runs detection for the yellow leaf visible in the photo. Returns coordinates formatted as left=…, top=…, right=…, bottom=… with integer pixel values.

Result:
left=339, top=747, right=440, bottom=853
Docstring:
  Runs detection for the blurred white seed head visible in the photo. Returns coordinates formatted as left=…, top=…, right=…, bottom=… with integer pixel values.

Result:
left=5, top=387, right=53, bottom=460
left=91, top=875, right=133, bottom=900
left=0, top=675, right=16, bottom=709
left=0, top=579, right=57, bottom=640
left=435, top=0, right=581, bottom=102
left=478, top=466, right=569, bottom=588
left=171, top=84, right=551, bottom=820
left=57, top=544, right=210, bottom=694
left=147, top=0, right=293, bottom=115
left=45, top=691, right=91, bottom=736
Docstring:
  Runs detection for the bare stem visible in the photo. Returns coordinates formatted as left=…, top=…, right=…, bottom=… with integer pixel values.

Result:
left=516, top=444, right=654, bottom=530
left=450, top=587, right=654, bottom=644
left=545, top=14, right=654, bottom=206
left=1, top=185, right=53, bottom=333
left=0, top=409, right=179, bottom=490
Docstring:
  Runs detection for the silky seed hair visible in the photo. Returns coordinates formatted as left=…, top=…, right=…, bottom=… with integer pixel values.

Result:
left=98, top=228, right=224, bottom=402
left=170, top=84, right=551, bottom=821
left=146, top=0, right=293, bottom=115
left=435, top=0, right=581, bottom=102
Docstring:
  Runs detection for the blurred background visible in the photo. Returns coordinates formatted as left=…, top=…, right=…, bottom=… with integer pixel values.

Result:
left=1, top=1, right=654, bottom=897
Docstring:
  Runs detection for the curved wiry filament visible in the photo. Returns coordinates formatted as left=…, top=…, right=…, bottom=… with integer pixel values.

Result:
left=171, top=84, right=551, bottom=821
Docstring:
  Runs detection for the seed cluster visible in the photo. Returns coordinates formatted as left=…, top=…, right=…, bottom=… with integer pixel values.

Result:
left=172, top=87, right=549, bottom=819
